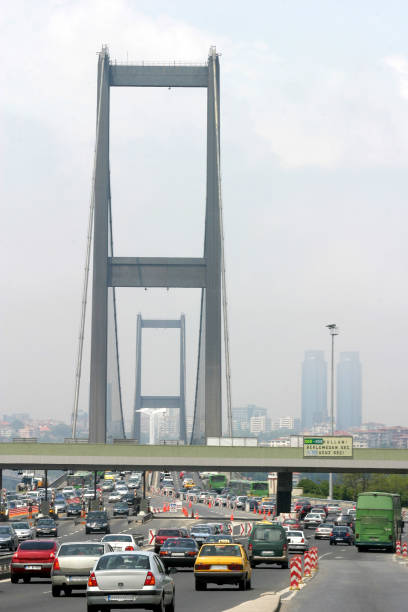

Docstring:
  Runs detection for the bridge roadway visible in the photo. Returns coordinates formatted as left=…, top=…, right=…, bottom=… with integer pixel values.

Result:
left=3, top=442, right=408, bottom=473
left=2, top=493, right=408, bottom=612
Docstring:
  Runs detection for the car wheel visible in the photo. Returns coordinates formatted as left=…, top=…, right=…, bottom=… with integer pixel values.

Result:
left=64, top=586, right=72, bottom=596
left=10, top=575, right=19, bottom=584
left=23, top=576, right=31, bottom=583
left=250, top=561, right=257, bottom=568
left=238, top=577, right=246, bottom=590
left=165, top=591, right=175, bottom=612
left=247, top=576, right=252, bottom=589
left=195, top=578, right=205, bottom=591
left=52, top=585, right=61, bottom=597
left=85, top=528, right=90, bottom=534
left=281, top=562, right=289, bottom=569
left=87, top=605, right=100, bottom=612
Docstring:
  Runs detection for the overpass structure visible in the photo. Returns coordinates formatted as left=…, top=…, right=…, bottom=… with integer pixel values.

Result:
left=2, top=442, right=408, bottom=473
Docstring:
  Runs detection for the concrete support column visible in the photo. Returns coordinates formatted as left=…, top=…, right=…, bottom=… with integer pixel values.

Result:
left=276, top=472, right=293, bottom=515
left=179, top=314, right=187, bottom=443
left=89, top=49, right=110, bottom=443
left=204, top=49, right=222, bottom=438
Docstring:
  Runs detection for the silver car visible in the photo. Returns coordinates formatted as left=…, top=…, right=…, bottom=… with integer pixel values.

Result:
left=86, top=551, right=175, bottom=612
left=11, top=521, right=35, bottom=541
left=52, top=541, right=112, bottom=597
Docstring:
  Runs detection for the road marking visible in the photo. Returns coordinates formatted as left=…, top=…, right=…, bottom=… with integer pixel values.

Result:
left=0, top=578, right=10, bottom=583
left=43, top=590, right=51, bottom=594
left=334, top=556, right=344, bottom=559
left=318, top=552, right=332, bottom=560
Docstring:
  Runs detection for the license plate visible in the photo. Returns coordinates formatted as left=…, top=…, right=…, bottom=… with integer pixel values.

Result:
left=68, top=576, right=86, bottom=582
left=25, top=565, right=41, bottom=570
left=210, top=565, right=227, bottom=570
left=172, top=552, right=184, bottom=557
left=108, top=595, right=137, bottom=602
left=336, top=538, right=344, bottom=541
left=262, top=551, right=274, bottom=556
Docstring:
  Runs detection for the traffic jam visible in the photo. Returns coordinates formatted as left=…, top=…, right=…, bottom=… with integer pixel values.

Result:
left=0, top=469, right=361, bottom=610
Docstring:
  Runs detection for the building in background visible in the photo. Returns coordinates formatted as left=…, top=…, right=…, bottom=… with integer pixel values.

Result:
left=232, top=405, right=268, bottom=436
left=337, top=352, right=362, bottom=431
left=301, top=351, right=327, bottom=430
left=279, top=416, right=300, bottom=431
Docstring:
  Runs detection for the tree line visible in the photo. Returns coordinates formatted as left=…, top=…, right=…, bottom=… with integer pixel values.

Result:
left=298, top=473, right=408, bottom=505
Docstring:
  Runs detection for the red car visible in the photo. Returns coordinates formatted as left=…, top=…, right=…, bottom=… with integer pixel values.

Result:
left=154, top=528, right=185, bottom=553
left=10, top=540, right=59, bottom=583
left=283, top=518, right=302, bottom=530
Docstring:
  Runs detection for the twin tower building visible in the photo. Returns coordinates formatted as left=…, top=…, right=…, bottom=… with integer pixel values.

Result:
left=301, top=351, right=362, bottom=432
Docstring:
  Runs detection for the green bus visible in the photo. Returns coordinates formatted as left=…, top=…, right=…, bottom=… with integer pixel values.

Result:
left=356, top=491, right=402, bottom=552
left=229, top=479, right=251, bottom=495
left=249, top=481, right=269, bottom=497
left=208, top=473, right=227, bottom=492
left=66, top=471, right=93, bottom=488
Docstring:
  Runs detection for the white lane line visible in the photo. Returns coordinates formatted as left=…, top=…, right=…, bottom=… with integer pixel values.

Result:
left=0, top=578, right=10, bottom=583
left=334, top=556, right=344, bottom=559
left=318, top=552, right=332, bottom=560
left=43, top=590, right=51, bottom=594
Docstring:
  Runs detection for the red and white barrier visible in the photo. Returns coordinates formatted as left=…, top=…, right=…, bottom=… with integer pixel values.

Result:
left=396, top=541, right=401, bottom=555
left=402, top=542, right=407, bottom=557
left=303, top=551, right=311, bottom=577
left=290, top=555, right=302, bottom=590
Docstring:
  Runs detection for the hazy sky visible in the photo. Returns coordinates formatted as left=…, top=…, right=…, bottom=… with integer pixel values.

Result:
left=2, top=0, right=408, bottom=429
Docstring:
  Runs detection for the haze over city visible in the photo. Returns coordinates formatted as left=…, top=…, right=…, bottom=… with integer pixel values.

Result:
left=2, top=1, right=408, bottom=430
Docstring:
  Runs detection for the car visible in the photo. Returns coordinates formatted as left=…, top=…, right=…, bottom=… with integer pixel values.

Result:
left=121, top=492, right=136, bottom=506
left=314, top=522, right=335, bottom=539
left=205, top=535, right=234, bottom=544
left=62, top=486, right=76, bottom=497
left=83, top=488, right=97, bottom=500
left=330, top=526, right=355, bottom=545
left=327, top=504, right=341, bottom=514
left=154, top=528, right=185, bottom=553
left=299, top=503, right=313, bottom=519
left=286, top=530, right=309, bottom=554
left=303, top=513, right=324, bottom=529
left=113, top=501, right=130, bottom=516
left=235, top=496, right=247, bottom=509
left=311, top=505, right=328, bottom=516
left=104, top=472, right=115, bottom=481
left=11, top=521, right=35, bottom=542
left=190, top=524, right=216, bottom=547
left=85, top=510, right=110, bottom=534
left=248, top=522, right=288, bottom=568
left=54, top=496, right=67, bottom=513
left=282, top=518, right=302, bottom=530
left=108, top=491, right=122, bottom=503
left=36, top=517, right=58, bottom=537
left=335, top=513, right=354, bottom=527
left=194, top=542, right=252, bottom=590
left=86, top=550, right=175, bottom=612
left=101, top=534, right=140, bottom=552
left=51, top=541, right=112, bottom=596
left=127, top=479, right=140, bottom=490
left=159, top=537, right=199, bottom=567
left=66, top=502, right=82, bottom=516
left=0, top=525, right=19, bottom=551
left=11, top=539, right=59, bottom=582
left=101, top=481, right=114, bottom=492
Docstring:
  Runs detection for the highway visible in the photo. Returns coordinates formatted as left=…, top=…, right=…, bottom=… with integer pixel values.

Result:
left=2, top=486, right=408, bottom=612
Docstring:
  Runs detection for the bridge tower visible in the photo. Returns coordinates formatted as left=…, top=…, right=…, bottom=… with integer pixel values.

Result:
left=88, top=46, right=223, bottom=443
left=132, top=314, right=187, bottom=444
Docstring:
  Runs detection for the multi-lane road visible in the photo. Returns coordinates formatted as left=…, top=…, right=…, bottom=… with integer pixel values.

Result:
left=2, top=487, right=408, bottom=612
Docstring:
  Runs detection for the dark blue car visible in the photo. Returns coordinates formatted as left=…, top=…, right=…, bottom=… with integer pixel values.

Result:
left=330, top=526, right=354, bottom=546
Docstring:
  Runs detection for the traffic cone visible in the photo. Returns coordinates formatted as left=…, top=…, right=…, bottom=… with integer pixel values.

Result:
left=267, top=510, right=271, bottom=517
left=188, top=501, right=192, bottom=508
left=230, top=513, right=234, bottom=521
left=253, top=506, right=257, bottom=514
left=195, top=512, right=199, bottom=519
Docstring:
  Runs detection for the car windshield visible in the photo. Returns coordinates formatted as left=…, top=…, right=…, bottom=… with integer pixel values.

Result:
left=59, top=544, right=104, bottom=556
left=288, top=531, right=303, bottom=537
left=20, top=541, right=55, bottom=550
left=200, top=545, right=241, bottom=557
left=96, top=554, right=150, bottom=570
left=252, top=527, right=283, bottom=542
left=37, top=519, right=54, bottom=525
left=88, top=512, right=106, bottom=520
left=163, top=539, right=195, bottom=548
left=157, top=530, right=181, bottom=536
left=103, top=535, right=132, bottom=542
left=12, top=522, right=29, bottom=529
left=193, top=526, right=211, bottom=533
left=0, top=527, right=11, bottom=534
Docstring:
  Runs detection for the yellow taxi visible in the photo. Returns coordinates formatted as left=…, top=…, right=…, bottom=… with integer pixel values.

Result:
left=103, top=471, right=115, bottom=481
left=194, top=542, right=252, bottom=591
left=183, top=478, right=195, bottom=489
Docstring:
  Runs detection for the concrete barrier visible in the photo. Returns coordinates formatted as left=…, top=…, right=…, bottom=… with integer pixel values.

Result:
left=221, top=592, right=280, bottom=612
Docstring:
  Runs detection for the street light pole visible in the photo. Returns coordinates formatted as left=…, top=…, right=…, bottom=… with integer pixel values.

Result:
left=326, top=323, right=339, bottom=500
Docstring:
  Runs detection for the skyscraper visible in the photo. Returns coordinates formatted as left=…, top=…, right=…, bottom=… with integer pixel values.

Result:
left=301, top=351, right=327, bottom=430
left=337, top=352, right=362, bottom=431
